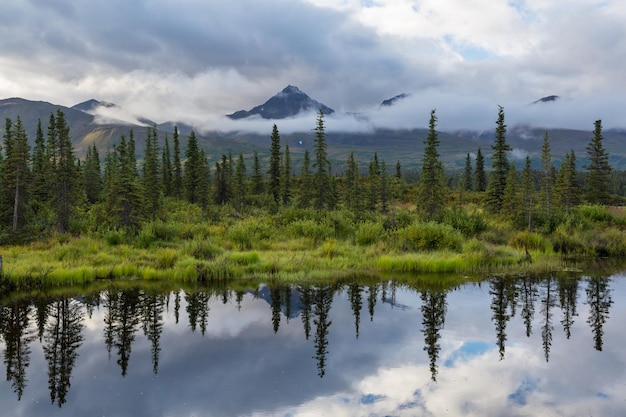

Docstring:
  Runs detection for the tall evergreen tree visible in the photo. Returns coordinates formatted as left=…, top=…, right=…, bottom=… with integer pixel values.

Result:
left=197, top=149, right=211, bottom=210
left=233, top=152, right=246, bottom=212
left=521, top=156, right=535, bottom=231
left=183, top=131, right=202, bottom=204
left=161, top=134, right=172, bottom=198
left=281, top=142, right=292, bottom=206
left=51, top=110, right=80, bottom=233
left=584, top=120, right=612, bottom=204
left=417, top=109, right=446, bottom=220
left=312, top=110, right=331, bottom=210
left=474, top=147, right=487, bottom=192
left=251, top=150, right=264, bottom=195
left=104, top=134, right=143, bottom=230
left=380, top=160, right=390, bottom=213
left=343, top=151, right=358, bottom=212
left=172, top=126, right=183, bottom=199
left=142, top=126, right=161, bottom=218
left=83, top=144, right=102, bottom=205
left=486, top=106, right=511, bottom=212
left=462, top=152, right=473, bottom=191
left=3, top=117, right=31, bottom=232
left=367, top=153, right=380, bottom=212
left=268, top=124, right=281, bottom=204
left=31, top=119, right=52, bottom=213
left=541, top=132, right=553, bottom=217
left=555, top=150, right=580, bottom=215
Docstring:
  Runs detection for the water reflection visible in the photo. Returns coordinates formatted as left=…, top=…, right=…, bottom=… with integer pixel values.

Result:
left=0, top=273, right=624, bottom=416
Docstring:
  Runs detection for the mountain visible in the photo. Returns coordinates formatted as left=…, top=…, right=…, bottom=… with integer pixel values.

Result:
left=381, top=93, right=410, bottom=106
left=532, top=95, right=560, bottom=104
left=72, top=99, right=157, bottom=126
left=0, top=97, right=248, bottom=161
left=227, top=85, right=334, bottom=120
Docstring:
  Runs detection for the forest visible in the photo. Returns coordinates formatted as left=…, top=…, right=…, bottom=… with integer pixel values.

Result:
left=0, top=107, right=625, bottom=288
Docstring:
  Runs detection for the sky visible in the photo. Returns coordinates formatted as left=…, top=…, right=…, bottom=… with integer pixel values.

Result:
left=1, top=0, right=626, bottom=132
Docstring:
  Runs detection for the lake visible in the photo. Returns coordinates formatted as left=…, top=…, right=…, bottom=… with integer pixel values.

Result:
left=1, top=272, right=625, bottom=416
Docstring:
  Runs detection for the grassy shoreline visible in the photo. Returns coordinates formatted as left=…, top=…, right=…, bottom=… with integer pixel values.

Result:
left=1, top=202, right=625, bottom=290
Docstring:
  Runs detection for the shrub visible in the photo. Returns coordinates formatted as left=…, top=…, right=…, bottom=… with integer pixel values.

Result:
left=355, top=221, right=386, bottom=246
left=186, top=241, right=222, bottom=260
left=441, top=208, right=487, bottom=236
left=227, top=218, right=272, bottom=250
left=575, top=204, right=613, bottom=224
left=106, top=231, right=124, bottom=246
left=155, top=248, right=178, bottom=269
left=395, top=221, right=463, bottom=252
left=509, top=231, right=549, bottom=253
left=287, top=219, right=333, bottom=243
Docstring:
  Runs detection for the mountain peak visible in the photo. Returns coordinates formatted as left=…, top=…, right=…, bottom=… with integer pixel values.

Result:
left=532, top=95, right=560, bottom=104
left=227, top=85, right=334, bottom=120
left=381, top=93, right=410, bottom=107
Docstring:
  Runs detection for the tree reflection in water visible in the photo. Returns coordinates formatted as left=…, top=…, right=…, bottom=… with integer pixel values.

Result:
left=0, top=273, right=620, bottom=408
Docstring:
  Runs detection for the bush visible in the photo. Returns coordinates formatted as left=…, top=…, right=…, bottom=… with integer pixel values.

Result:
left=394, top=221, right=463, bottom=252
left=509, top=231, right=549, bottom=253
left=185, top=241, right=222, bottom=260
left=227, top=218, right=272, bottom=250
left=441, top=208, right=487, bottom=236
left=155, top=248, right=178, bottom=269
left=355, top=221, right=386, bottom=246
left=286, top=219, right=334, bottom=243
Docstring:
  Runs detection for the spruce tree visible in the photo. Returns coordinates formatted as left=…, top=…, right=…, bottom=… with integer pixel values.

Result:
left=584, top=120, right=612, bottom=204
left=367, top=153, right=380, bottom=212
left=343, top=151, right=358, bottom=212
left=521, top=156, right=535, bottom=231
left=251, top=150, right=264, bottom=195
left=312, top=110, right=331, bottom=210
left=380, top=160, right=390, bottom=213
left=52, top=110, right=80, bottom=233
left=462, top=153, right=473, bottom=191
left=161, top=134, right=172, bottom=198
left=84, top=144, right=102, bottom=205
left=417, top=109, right=446, bottom=220
left=31, top=119, right=52, bottom=214
left=105, top=134, right=143, bottom=230
left=474, top=147, right=487, bottom=192
left=541, top=132, right=553, bottom=217
left=268, top=124, right=281, bottom=204
left=197, top=149, right=211, bottom=211
left=142, top=126, right=161, bottom=218
left=555, top=150, right=580, bottom=215
left=486, top=106, right=511, bottom=212
left=234, top=152, right=246, bottom=212
left=172, top=126, right=182, bottom=199
left=3, top=117, right=31, bottom=232
left=183, top=131, right=201, bottom=204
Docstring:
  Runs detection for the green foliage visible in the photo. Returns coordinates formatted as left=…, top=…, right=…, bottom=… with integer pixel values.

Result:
left=395, top=221, right=463, bottom=252
left=287, top=219, right=334, bottom=243
left=226, top=218, right=272, bottom=250
left=441, top=208, right=487, bottom=236
left=417, top=109, right=447, bottom=220
left=185, top=240, right=222, bottom=260
left=585, top=120, right=612, bottom=204
left=355, top=221, right=385, bottom=246
left=486, top=106, right=511, bottom=212
left=509, top=231, right=549, bottom=253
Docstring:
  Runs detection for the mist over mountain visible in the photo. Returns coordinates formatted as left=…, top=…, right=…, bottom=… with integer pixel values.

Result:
left=227, top=85, right=334, bottom=120
left=3, top=92, right=626, bottom=170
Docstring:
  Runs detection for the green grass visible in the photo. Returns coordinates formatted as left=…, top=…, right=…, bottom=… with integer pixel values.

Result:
left=1, top=201, right=625, bottom=290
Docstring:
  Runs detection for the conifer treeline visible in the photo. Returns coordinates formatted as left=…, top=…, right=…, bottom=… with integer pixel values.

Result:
left=0, top=107, right=620, bottom=242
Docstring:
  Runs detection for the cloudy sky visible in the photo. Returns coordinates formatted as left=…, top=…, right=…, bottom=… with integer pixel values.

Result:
left=1, top=0, right=626, bottom=131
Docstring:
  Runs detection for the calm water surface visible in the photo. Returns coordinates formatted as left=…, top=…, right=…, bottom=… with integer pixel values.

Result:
left=1, top=273, right=625, bottom=416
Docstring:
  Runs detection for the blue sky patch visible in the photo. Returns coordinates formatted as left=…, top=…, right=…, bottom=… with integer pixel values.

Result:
left=444, top=341, right=491, bottom=367
left=360, top=394, right=386, bottom=405
left=508, top=376, right=540, bottom=406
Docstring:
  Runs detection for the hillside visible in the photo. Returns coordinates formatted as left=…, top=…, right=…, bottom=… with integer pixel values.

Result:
left=2, top=97, right=626, bottom=171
